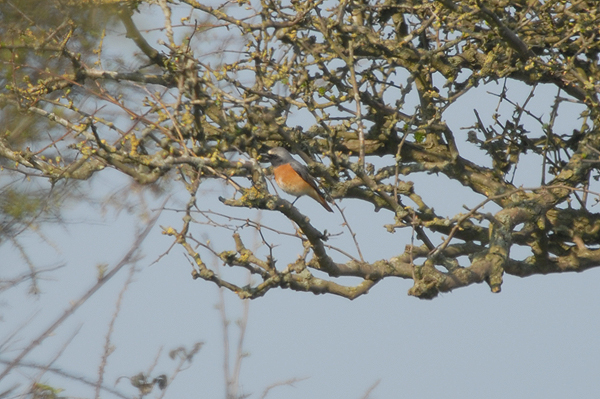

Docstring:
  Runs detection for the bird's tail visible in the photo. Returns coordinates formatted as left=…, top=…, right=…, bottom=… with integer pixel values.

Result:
left=311, top=191, right=334, bottom=212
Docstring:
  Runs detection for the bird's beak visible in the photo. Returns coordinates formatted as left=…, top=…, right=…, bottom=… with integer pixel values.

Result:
left=259, top=152, right=273, bottom=162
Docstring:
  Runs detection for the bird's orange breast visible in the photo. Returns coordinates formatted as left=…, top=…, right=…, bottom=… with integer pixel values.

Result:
left=273, top=164, right=313, bottom=196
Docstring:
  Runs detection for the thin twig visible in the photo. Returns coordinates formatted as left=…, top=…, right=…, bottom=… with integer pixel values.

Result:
left=334, top=204, right=364, bottom=262
left=95, top=265, right=137, bottom=399
left=358, top=379, right=381, bottom=399
left=348, top=41, right=365, bottom=169
left=259, top=377, right=310, bottom=399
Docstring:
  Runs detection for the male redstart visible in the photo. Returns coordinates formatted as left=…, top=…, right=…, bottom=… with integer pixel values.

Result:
left=265, top=147, right=333, bottom=212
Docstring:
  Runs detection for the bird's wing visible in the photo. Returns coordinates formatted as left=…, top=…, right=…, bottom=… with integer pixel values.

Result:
left=290, top=160, right=325, bottom=195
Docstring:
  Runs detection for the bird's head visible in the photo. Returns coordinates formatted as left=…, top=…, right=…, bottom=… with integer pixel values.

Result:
left=264, top=147, right=292, bottom=166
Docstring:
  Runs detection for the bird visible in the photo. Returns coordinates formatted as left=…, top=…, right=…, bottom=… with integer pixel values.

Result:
left=264, top=147, right=334, bottom=212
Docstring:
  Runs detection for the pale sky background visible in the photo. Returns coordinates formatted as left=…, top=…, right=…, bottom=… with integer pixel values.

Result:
left=2, top=2, right=600, bottom=399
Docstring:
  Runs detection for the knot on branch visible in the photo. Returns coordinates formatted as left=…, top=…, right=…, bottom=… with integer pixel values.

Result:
left=408, top=274, right=441, bottom=300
